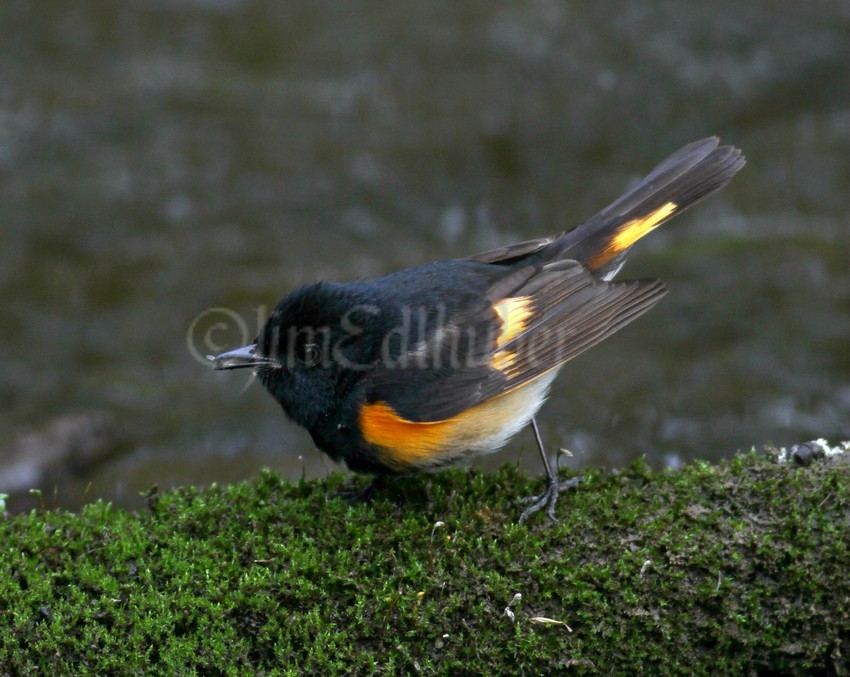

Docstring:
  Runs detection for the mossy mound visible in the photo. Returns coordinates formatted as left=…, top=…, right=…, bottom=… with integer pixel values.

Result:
left=1, top=449, right=848, bottom=673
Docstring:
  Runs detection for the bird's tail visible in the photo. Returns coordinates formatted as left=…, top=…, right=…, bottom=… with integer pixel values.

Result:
left=558, top=137, right=745, bottom=277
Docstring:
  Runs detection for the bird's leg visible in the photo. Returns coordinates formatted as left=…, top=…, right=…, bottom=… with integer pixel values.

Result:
left=519, top=417, right=581, bottom=522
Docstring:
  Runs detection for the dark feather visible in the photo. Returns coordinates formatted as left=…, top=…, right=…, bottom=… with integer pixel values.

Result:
left=467, top=237, right=552, bottom=265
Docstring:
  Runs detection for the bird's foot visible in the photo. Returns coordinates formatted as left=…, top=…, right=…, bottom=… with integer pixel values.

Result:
left=338, top=476, right=385, bottom=504
left=519, top=476, right=582, bottom=523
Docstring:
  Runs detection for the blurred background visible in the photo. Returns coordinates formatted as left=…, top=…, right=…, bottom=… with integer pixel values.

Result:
left=1, top=1, right=848, bottom=512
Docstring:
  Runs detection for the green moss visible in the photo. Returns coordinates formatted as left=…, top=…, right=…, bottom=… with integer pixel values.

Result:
left=1, top=448, right=848, bottom=673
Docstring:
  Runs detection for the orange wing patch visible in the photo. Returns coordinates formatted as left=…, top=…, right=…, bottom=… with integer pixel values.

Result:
left=590, top=201, right=677, bottom=269
left=491, top=296, right=533, bottom=373
left=493, top=296, right=533, bottom=347
left=490, top=350, right=515, bottom=373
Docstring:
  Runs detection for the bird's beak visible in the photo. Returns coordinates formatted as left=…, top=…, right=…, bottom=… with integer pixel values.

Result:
left=208, top=344, right=270, bottom=370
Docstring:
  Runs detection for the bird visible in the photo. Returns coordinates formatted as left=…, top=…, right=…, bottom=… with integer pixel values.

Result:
left=212, top=137, right=745, bottom=521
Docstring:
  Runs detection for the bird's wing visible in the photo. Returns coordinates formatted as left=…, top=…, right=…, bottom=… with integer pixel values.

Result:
left=366, top=260, right=665, bottom=422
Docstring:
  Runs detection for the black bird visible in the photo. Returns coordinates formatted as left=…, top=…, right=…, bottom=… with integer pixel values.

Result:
left=212, top=137, right=745, bottom=521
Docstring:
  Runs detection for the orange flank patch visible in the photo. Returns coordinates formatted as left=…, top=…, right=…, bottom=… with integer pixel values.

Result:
left=491, top=296, right=534, bottom=374
left=359, top=402, right=452, bottom=465
left=590, top=201, right=677, bottom=269
left=359, top=369, right=558, bottom=472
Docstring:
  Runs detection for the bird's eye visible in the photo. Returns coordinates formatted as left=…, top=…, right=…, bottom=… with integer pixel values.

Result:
left=300, top=343, right=321, bottom=367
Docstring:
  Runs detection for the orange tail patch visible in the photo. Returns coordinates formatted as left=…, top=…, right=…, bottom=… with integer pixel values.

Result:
left=589, top=201, right=677, bottom=269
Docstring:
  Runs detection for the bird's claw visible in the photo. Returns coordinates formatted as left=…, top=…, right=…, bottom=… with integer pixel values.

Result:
left=338, top=476, right=384, bottom=504
left=519, top=476, right=582, bottom=523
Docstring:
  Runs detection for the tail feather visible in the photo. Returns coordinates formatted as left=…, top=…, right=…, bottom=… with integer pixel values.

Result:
left=558, top=137, right=745, bottom=275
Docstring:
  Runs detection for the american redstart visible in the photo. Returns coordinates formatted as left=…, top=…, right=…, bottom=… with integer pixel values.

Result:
left=212, top=137, right=745, bottom=521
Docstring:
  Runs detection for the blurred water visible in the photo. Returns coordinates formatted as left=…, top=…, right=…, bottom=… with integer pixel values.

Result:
left=1, top=1, right=848, bottom=511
